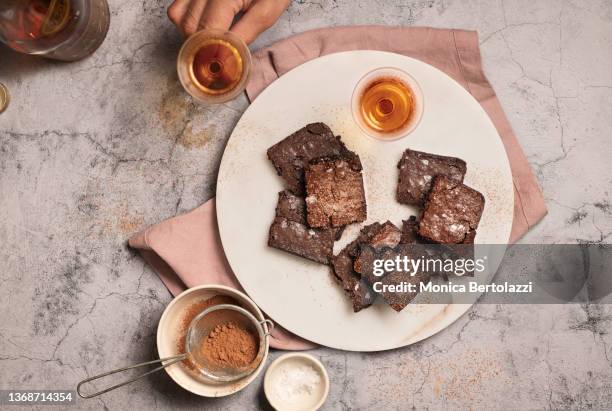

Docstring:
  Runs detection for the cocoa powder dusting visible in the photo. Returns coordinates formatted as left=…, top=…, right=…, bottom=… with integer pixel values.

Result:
left=200, top=321, right=258, bottom=370
left=177, top=295, right=238, bottom=371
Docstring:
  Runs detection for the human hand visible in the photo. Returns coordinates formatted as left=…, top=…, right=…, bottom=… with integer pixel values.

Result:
left=168, top=0, right=290, bottom=44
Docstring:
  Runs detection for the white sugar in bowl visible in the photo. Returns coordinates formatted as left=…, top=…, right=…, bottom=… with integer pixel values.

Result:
left=264, top=353, right=329, bottom=411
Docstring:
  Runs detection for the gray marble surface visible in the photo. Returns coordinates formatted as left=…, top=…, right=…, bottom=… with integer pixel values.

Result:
left=1, top=0, right=611, bottom=409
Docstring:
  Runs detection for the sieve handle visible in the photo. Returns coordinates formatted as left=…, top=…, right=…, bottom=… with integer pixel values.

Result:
left=260, top=319, right=275, bottom=337
left=76, top=354, right=187, bottom=399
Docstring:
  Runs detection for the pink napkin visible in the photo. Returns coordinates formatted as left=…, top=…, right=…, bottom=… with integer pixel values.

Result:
left=130, top=26, right=546, bottom=350
left=129, top=200, right=315, bottom=350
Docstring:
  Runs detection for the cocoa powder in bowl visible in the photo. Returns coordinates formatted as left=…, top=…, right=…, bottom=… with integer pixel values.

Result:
left=200, top=321, right=258, bottom=370
left=176, top=295, right=239, bottom=371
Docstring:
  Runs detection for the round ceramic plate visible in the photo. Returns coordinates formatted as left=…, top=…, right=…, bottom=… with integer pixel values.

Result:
left=217, top=51, right=514, bottom=351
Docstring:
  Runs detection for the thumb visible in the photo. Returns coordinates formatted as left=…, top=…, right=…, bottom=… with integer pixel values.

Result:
left=230, top=0, right=289, bottom=44
left=197, top=0, right=242, bottom=32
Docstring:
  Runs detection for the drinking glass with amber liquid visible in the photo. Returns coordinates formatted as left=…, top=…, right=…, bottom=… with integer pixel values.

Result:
left=0, top=0, right=110, bottom=61
left=177, top=29, right=251, bottom=104
left=351, top=67, right=424, bottom=141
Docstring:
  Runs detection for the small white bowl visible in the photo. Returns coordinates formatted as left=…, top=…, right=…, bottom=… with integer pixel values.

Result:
left=264, top=353, right=330, bottom=411
left=156, top=285, right=270, bottom=397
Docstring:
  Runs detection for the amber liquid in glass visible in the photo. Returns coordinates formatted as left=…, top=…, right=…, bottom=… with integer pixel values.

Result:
left=189, top=39, right=243, bottom=96
left=0, top=0, right=72, bottom=50
left=2, top=0, right=70, bottom=41
left=0, top=0, right=109, bottom=61
left=359, top=77, right=415, bottom=136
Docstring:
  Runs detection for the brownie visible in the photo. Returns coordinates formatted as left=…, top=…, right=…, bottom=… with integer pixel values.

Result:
left=367, top=221, right=402, bottom=250
left=330, top=223, right=388, bottom=312
left=330, top=251, right=375, bottom=313
left=305, top=157, right=367, bottom=228
left=459, top=231, right=476, bottom=245
left=400, top=216, right=419, bottom=244
left=275, top=189, right=307, bottom=223
left=354, top=245, right=398, bottom=289
left=268, top=190, right=342, bottom=264
left=350, top=221, right=431, bottom=312
left=418, top=176, right=485, bottom=244
left=397, top=215, right=475, bottom=278
left=377, top=265, right=431, bottom=312
left=267, top=123, right=362, bottom=195
left=352, top=221, right=402, bottom=276
left=355, top=243, right=432, bottom=312
left=274, top=190, right=344, bottom=238
left=397, top=149, right=467, bottom=206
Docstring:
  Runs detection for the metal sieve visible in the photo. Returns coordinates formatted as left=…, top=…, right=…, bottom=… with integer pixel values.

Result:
left=185, top=304, right=271, bottom=382
left=77, top=304, right=273, bottom=398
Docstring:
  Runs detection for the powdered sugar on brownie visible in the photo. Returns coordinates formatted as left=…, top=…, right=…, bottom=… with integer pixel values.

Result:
left=305, top=157, right=367, bottom=228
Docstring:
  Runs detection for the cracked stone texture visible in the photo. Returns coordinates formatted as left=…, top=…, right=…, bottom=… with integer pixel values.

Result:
left=1, top=0, right=611, bottom=410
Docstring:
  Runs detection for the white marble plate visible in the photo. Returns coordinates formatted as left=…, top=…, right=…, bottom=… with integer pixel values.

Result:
left=216, top=51, right=513, bottom=351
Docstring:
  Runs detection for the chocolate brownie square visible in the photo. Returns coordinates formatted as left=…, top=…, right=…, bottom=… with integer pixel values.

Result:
left=267, top=123, right=362, bottom=195
left=268, top=190, right=342, bottom=264
left=418, top=176, right=485, bottom=244
left=398, top=215, right=475, bottom=278
left=397, top=149, right=467, bottom=205
left=354, top=243, right=431, bottom=312
left=305, top=157, right=367, bottom=228
left=352, top=221, right=402, bottom=278
left=330, top=223, right=389, bottom=312
left=377, top=263, right=431, bottom=312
